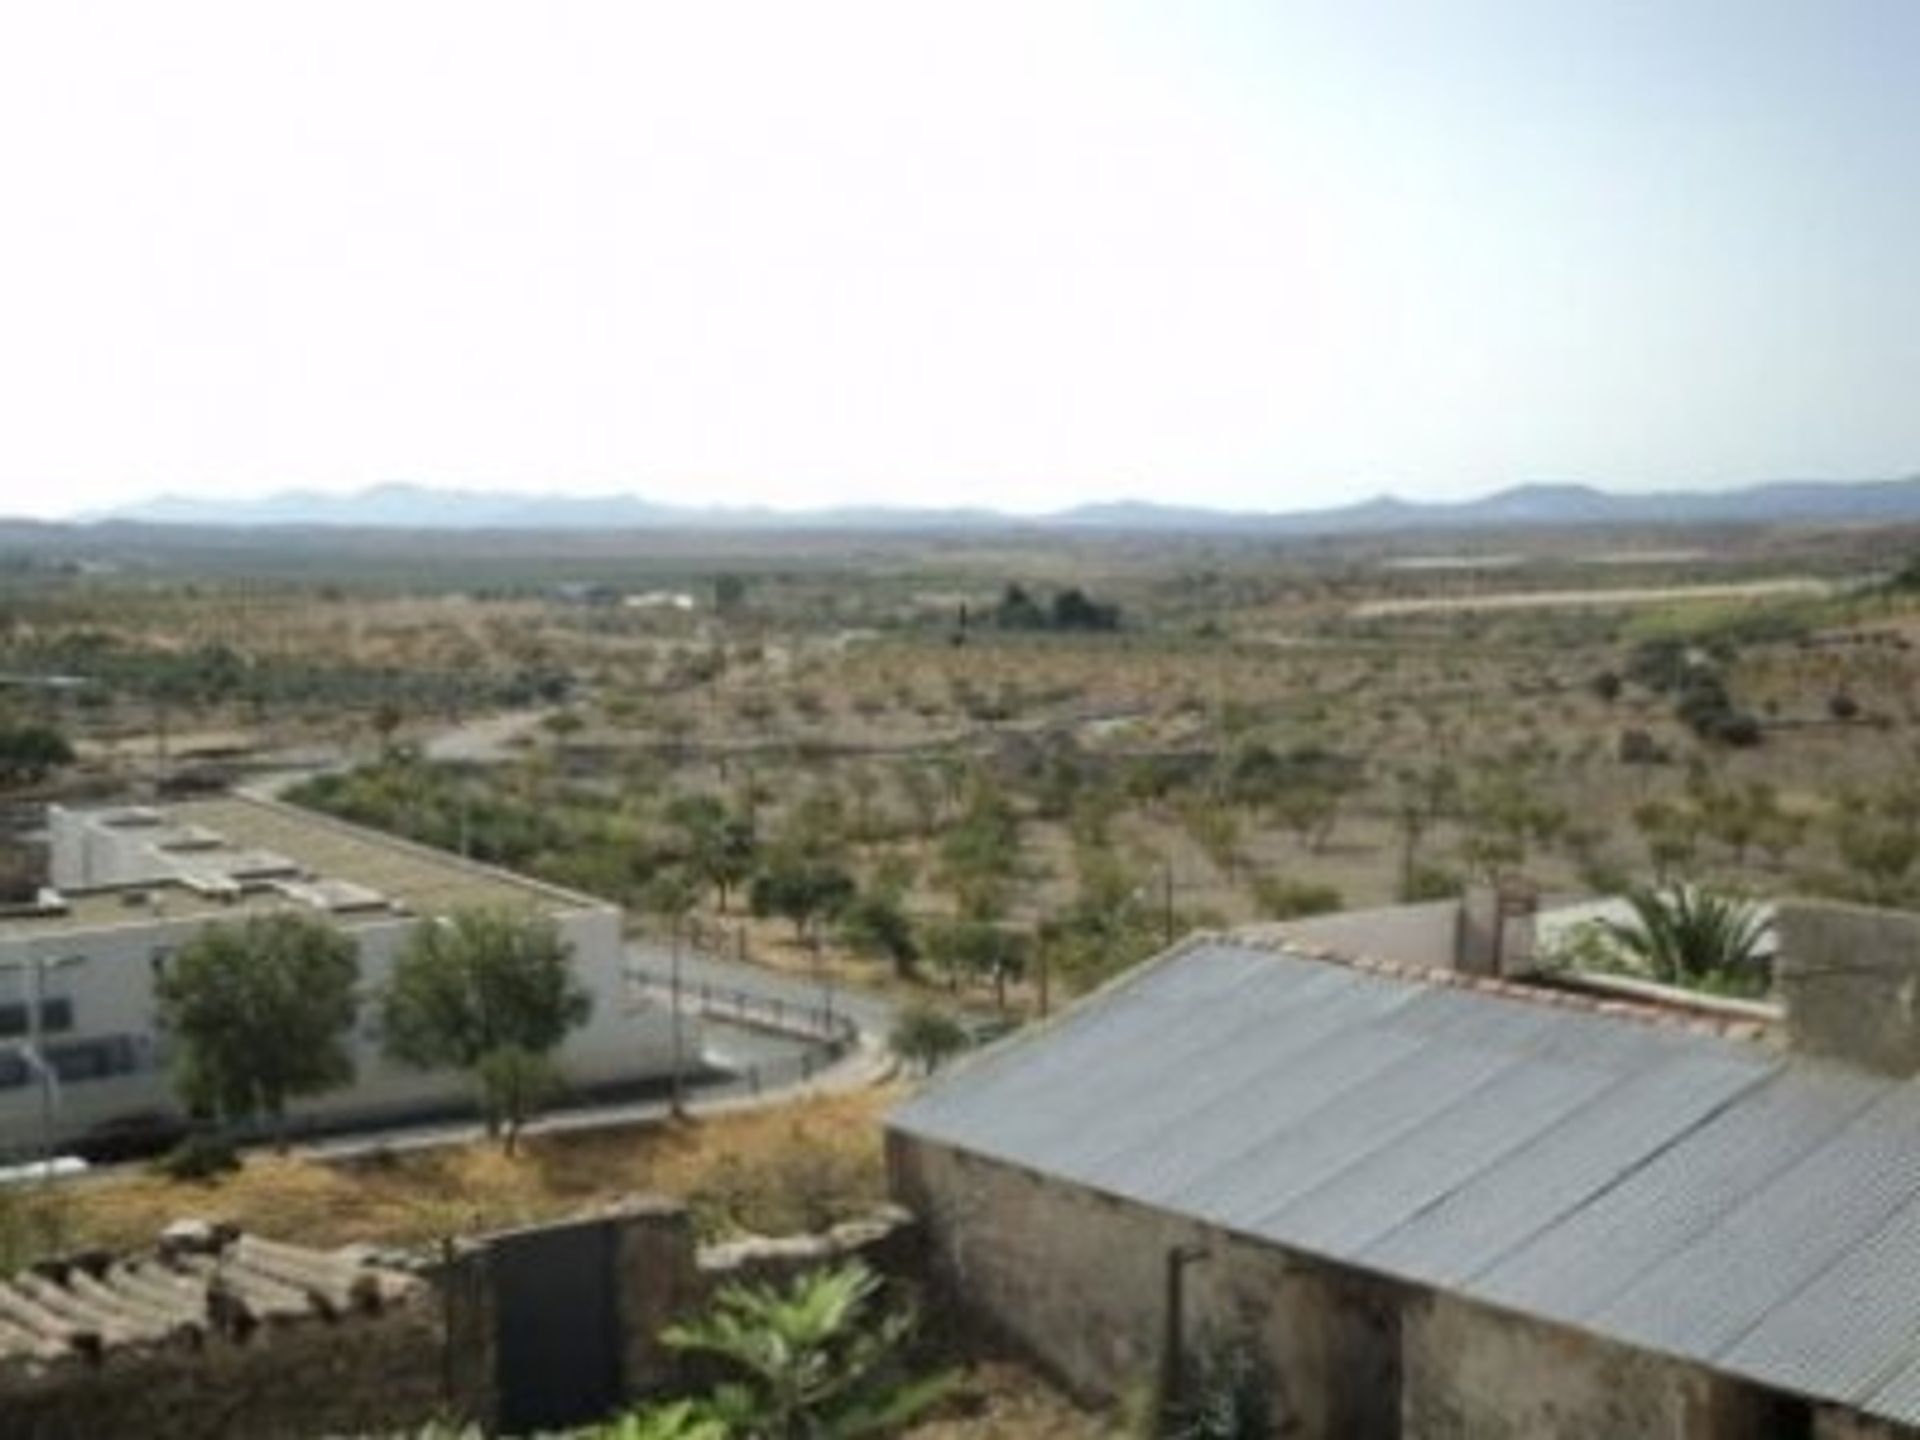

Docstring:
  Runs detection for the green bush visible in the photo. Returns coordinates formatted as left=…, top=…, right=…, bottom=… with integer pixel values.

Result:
left=1250, top=875, right=1343, bottom=921
left=152, top=1132, right=242, bottom=1183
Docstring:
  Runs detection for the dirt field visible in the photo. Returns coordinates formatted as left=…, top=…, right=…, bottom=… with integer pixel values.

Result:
left=1351, top=576, right=1834, bottom=617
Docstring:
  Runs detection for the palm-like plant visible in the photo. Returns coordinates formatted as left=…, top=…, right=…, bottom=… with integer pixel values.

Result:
left=661, top=1262, right=951, bottom=1439
left=1599, top=886, right=1771, bottom=987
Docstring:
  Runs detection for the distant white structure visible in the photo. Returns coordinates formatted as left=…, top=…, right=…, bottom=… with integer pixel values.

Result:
left=1, top=796, right=690, bottom=1155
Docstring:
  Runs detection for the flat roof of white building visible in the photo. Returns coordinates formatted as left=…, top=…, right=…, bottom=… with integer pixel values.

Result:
left=10, top=794, right=603, bottom=939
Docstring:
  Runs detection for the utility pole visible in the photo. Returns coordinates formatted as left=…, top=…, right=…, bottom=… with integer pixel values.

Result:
left=669, top=916, right=686, bottom=1118
left=1163, top=856, right=1176, bottom=946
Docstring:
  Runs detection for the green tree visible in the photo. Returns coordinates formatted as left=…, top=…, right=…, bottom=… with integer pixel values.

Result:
left=750, top=854, right=857, bottom=942
left=661, top=1261, right=952, bottom=1439
left=924, top=918, right=1029, bottom=1009
left=155, top=913, right=361, bottom=1141
left=0, top=723, right=74, bottom=788
left=837, top=889, right=920, bottom=980
left=666, top=794, right=757, bottom=912
left=381, top=908, right=592, bottom=1151
left=936, top=779, right=1022, bottom=922
left=889, top=1003, right=969, bottom=1075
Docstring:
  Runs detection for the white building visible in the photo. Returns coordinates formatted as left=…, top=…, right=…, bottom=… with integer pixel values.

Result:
left=0, top=795, right=690, bottom=1156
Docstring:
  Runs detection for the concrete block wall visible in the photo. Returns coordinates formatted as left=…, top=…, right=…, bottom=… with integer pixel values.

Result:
left=889, top=1133, right=1400, bottom=1438
left=892, top=1133, right=1825, bottom=1440
left=1400, top=1291, right=1783, bottom=1440
left=1776, top=901, right=1920, bottom=1075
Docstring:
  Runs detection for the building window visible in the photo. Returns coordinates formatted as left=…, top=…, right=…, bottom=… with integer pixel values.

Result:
left=0, top=1051, right=27, bottom=1091
left=0, top=998, right=75, bottom=1038
left=44, top=1036, right=140, bottom=1084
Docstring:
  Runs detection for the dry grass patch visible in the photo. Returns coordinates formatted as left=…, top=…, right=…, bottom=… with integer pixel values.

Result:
left=29, top=1089, right=892, bottom=1257
left=907, top=1360, right=1114, bottom=1440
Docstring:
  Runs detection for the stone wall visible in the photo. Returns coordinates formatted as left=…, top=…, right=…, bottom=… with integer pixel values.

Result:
left=1776, top=901, right=1920, bottom=1075
left=889, top=1133, right=1400, bottom=1438
left=891, top=1132, right=1827, bottom=1440
left=1399, top=1291, right=1787, bottom=1440
left=1815, top=1406, right=1920, bottom=1439
left=0, top=1288, right=446, bottom=1440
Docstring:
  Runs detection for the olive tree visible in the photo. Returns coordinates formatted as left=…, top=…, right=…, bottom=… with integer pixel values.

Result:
left=155, top=912, right=361, bottom=1143
left=381, top=908, right=591, bottom=1151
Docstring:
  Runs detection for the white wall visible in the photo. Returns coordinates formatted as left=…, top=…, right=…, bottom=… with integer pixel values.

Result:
left=0, top=901, right=690, bottom=1155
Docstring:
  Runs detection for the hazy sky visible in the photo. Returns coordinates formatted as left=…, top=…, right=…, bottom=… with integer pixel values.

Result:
left=3, top=1, right=1917, bottom=518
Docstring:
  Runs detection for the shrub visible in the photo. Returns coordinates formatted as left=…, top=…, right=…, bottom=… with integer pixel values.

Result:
left=1251, top=876, right=1344, bottom=921
left=152, top=1132, right=242, bottom=1183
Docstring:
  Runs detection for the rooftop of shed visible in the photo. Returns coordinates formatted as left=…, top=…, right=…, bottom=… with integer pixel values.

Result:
left=891, top=932, right=1920, bottom=1428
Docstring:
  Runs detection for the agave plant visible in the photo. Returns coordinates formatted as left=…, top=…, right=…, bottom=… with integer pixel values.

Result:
left=1599, top=886, right=1771, bottom=987
left=661, top=1261, right=953, bottom=1439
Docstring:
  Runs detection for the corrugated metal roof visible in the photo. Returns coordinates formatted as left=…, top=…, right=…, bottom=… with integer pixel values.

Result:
left=889, top=938, right=1920, bottom=1425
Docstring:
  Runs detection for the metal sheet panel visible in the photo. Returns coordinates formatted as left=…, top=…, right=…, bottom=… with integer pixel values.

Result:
left=1356, top=1049, right=1774, bottom=1289
left=1719, top=1188, right=1920, bottom=1405
left=1863, top=1353, right=1920, bottom=1428
left=1474, top=1063, right=1884, bottom=1325
left=1592, top=1083, right=1920, bottom=1363
left=1255, top=1050, right=1623, bottom=1258
left=1163, top=1001, right=1556, bottom=1230
left=974, top=962, right=1374, bottom=1165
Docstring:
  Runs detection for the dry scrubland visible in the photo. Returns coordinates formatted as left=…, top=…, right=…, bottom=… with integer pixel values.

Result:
left=10, top=524, right=1920, bottom=1434
left=13, top=522, right=1920, bottom=1013
left=11, top=1090, right=889, bottom=1258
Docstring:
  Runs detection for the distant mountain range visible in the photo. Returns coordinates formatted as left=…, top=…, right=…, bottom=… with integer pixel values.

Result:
left=85, top=475, right=1920, bottom=535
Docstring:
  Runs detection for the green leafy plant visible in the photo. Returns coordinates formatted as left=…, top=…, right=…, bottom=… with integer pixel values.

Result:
left=1165, top=1339, right=1273, bottom=1440
left=1597, top=886, right=1772, bottom=989
left=587, top=1401, right=727, bottom=1440
left=661, top=1261, right=953, bottom=1439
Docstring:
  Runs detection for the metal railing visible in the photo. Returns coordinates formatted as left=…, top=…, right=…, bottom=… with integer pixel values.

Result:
left=625, top=966, right=859, bottom=1101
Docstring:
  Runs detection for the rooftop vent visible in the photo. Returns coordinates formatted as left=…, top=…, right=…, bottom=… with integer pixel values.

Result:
left=277, top=880, right=388, bottom=915
left=153, top=825, right=226, bottom=853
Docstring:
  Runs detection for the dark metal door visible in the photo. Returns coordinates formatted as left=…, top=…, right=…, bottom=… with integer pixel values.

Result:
left=492, top=1218, right=623, bottom=1433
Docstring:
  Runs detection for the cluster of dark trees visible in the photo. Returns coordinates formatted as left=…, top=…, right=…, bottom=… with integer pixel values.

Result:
left=1623, top=637, right=1763, bottom=748
left=0, top=722, right=74, bottom=787
left=988, top=583, right=1121, bottom=633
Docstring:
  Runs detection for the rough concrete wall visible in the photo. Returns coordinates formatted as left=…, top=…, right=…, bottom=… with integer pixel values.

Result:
left=1401, top=1291, right=1781, bottom=1440
left=0, top=1299, right=445, bottom=1440
left=1776, top=901, right=1920, bottom=1075
left=890, top=1134, right=1400, bottom=1439
left=1816, top=1407, right=1920, bottom=1439
left=699, top=1207, right=921, bottom=1293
